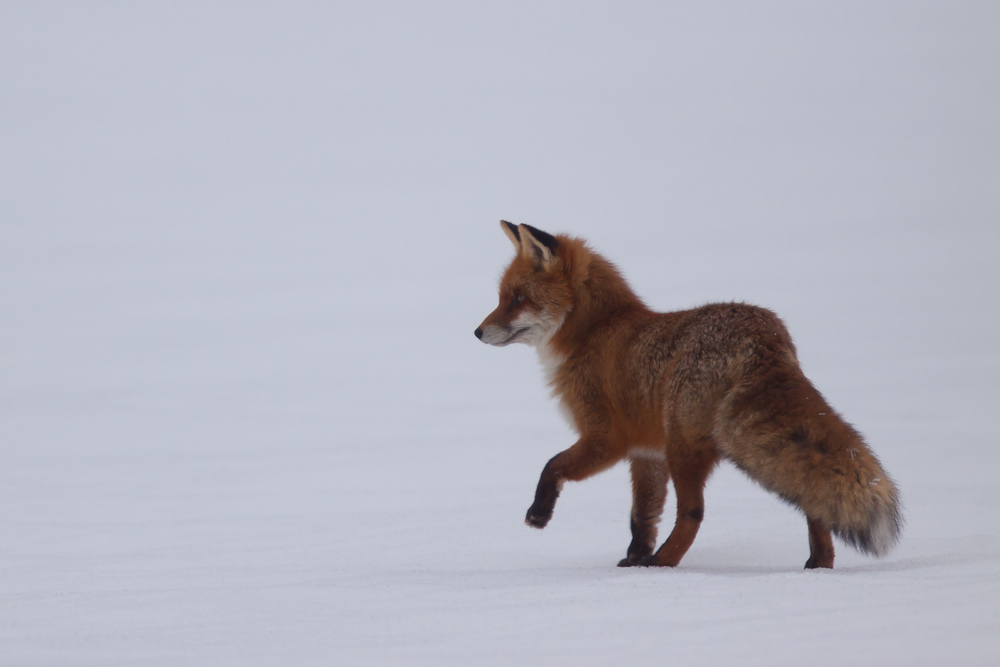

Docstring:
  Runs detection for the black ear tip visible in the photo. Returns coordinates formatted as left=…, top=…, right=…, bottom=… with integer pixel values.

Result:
left=521, top=224, right=559, bottom=254
left=501, top=220, right=520, bottom=241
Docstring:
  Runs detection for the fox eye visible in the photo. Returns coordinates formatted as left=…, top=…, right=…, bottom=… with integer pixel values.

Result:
left=511, top=293, right=526, bottom=307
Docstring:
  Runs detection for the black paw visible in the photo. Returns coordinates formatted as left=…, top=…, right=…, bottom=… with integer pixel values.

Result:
left=525, top=506, right=552, bottom=529
left=804, top=557, right=834, bottom=570
left=618, top=547, right=654, bottom=567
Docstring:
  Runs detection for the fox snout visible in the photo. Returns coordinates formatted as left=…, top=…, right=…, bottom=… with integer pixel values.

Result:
left=477, top=307, right=562, bottom=347
left=475, top=303, right=517, bottom=346
left=474, top=319, right=522, bottom=346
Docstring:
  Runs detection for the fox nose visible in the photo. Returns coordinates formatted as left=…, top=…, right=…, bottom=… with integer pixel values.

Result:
left=474, top=327, right=483, bottom=340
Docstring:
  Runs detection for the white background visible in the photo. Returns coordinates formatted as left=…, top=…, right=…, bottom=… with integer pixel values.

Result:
left=2, top=2, right=998, bottom=664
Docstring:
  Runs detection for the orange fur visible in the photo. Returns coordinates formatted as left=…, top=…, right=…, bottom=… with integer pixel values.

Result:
left=476, top=222, right=902, bottom=569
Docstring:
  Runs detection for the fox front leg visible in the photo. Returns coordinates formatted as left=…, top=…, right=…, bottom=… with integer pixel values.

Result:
left=618, top=457, right=669, bottom=567
left=525, top=460, right=563, bottom=528
left=525, top=437, right=620, bottom=529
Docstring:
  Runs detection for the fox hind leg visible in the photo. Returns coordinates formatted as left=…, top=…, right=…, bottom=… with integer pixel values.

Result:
left=805, top=517, right=835, bottom=569
left=618, top=456, right=669, bottom=567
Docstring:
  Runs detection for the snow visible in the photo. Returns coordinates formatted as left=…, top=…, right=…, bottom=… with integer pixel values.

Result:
left=2, top=2, right=998, bottom=665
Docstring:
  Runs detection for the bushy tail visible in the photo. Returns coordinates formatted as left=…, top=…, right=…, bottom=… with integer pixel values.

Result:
left=715, top=375, right=903, bottom=557
left=826, top=454, right=902, bottom=557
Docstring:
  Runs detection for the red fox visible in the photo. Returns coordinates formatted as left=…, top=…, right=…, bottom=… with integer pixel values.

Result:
left=475, top=221, right=902, bottom=569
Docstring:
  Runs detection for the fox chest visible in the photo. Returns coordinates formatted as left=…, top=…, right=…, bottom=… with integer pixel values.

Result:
left=536, top=344, right=579, bottom=430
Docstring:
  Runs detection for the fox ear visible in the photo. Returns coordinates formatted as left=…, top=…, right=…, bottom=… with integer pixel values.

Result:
left=500, top=220, right=521, bottom=249
left=518, top=224, right=559, bottom=270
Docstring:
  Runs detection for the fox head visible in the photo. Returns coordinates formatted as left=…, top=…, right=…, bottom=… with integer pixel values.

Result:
left=475, top=221, right=574, bottom=347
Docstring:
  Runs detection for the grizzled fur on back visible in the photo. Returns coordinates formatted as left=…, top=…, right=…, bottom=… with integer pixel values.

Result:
left=477, top=222, right=902, bottom=568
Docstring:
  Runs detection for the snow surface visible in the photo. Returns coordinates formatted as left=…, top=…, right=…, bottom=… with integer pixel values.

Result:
left=2, top=2, right=998, bottom=665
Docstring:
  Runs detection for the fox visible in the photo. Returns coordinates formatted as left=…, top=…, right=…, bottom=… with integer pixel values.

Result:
left=475, top=221, right=902, bottom=569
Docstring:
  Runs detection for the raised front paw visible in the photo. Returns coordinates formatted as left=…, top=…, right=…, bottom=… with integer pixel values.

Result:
left=525, top=504, right=553, bottom=529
